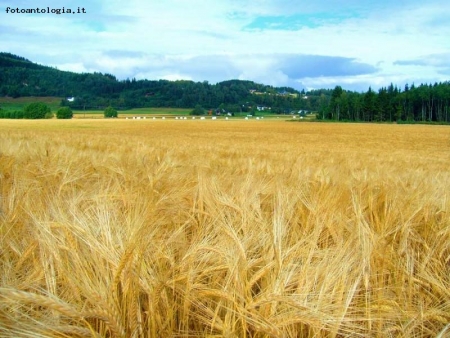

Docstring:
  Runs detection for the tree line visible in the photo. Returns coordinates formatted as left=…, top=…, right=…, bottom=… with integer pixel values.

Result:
left=0, top=102, right=73, bottom=119
left=0, top=103, right=119, bottom=119
left=319, top=83, right=450, bottom=123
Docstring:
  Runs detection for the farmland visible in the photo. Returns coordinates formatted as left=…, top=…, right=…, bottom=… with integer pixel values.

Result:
left=0, top=97, right=307, bottom=120
left=0, top=97, right=192, bottom=118
left=1, top=119, right=449, bottom=337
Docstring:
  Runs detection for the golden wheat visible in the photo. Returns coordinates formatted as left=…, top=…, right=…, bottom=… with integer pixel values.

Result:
left=1, top=119, right=449, bottom=337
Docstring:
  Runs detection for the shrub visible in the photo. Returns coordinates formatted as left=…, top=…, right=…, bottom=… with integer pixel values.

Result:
left=104, top=106, right=118, bottom=118
left=190, top=104, right=205, bottom=115
left=12, top=110, right=24, bottom=119
left=56, top=107, right=73, bottom=119
left=24, top=102, right=51, bottom=119
left=0, top=110, right=26, bottom=119
left=16, top=110, right=25, bottom=119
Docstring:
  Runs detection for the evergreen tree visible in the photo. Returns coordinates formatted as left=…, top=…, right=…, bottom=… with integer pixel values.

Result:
left=330, top=86, right=343, bottom=120
left=362, top=87, right=377, bottom=121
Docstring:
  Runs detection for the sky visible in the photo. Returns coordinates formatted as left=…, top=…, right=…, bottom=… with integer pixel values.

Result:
left=1, top=0, right=450, bottom=92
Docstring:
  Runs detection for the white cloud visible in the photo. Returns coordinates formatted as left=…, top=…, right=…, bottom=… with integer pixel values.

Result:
left=1, top=0, right=449, bottom=91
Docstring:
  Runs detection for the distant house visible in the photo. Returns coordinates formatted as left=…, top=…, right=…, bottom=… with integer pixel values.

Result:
left=278, top=91, right=298, bottom=98
left=215, top=108, right=227, bottom=115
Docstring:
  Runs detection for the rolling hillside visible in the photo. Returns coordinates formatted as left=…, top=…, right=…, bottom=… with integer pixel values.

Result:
left=0, top=52, right=317, bottom=112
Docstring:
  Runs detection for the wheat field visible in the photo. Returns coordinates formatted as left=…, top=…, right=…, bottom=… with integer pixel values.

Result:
left=1, top=119, right=449, bottom=337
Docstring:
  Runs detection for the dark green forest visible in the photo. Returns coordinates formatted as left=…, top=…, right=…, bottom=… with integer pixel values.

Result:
left=1, top=52, right=450, bottom=122
left=320, top=84, right=450, bottom=123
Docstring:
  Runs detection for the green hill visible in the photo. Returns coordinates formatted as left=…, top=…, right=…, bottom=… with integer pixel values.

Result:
left=0, top=52, right=315, bottom=112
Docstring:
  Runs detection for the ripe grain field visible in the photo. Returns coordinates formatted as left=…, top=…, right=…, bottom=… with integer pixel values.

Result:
left=0, top=119, right=449, bottom=337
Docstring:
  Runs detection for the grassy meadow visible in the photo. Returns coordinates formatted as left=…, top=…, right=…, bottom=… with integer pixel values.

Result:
left=0, top=96, right=63, bottom=111
left=0, top=119, right=449, bottom=337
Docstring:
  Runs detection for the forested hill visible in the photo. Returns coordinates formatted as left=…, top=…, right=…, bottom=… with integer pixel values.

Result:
left=0, top=52, right=316, bottom=112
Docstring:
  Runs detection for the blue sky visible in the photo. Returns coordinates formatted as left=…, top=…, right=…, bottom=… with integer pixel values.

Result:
left=1, top=0, right=449, bottom=91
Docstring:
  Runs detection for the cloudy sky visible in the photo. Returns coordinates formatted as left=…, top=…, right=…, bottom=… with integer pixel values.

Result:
left=1, top=0, right=449, bottom=91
